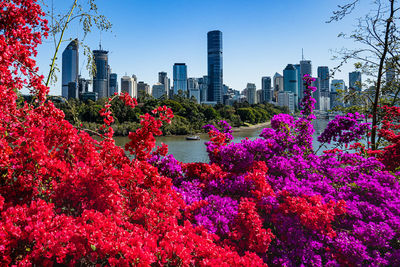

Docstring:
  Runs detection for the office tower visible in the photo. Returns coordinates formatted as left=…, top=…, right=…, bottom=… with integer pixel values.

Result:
left=312, top=77, right=320, bottom=110
left=67, top=81, right=78, bottom=99
left=317, top=66, right=330, bottom=93
left=317, top=66, right=330, bottom=111
left=261, top=76, right=272, bottom=103
left=62, top=39, right=79, bottom=99
left=349, top=71, right=362, bottom=91
left=245, top=83, right=257, bottom=104
left=294, top=64, right=301, bottom=97
left=299, top=59, right=312, bottom=101
left=78, top=76, right=90, bottom=99
left=188, top=78, right=200, bottom=103
left=331, top=79, right=345, bottom=93
left=278, top=92, right=295, bottom=113
left=199, top=76, right=208, bottom=103
left=273, top=73, right=284, bottom=102
left=109, top=73, right=118, bottom=95
left=93, top=49, right=109, bottom=99
left=173, top=63, right=187, bottom=95
left=283, top=64, right=298, bottom=109
left=121, top=75, right=137, bottom=98
left=152, top=83, right=167, bottom=99
left=137, top=81, right=151, bottom=98
left=158, top=72, right=169, bottom=98
left=207, top=30, right=223, bottom=103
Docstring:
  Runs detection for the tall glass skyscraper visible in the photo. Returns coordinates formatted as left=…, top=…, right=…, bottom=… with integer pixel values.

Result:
left=173, top=63, right=187, bottom=95
left=93, top=49, right=109, bottom=99
left=317, top=66, right=330, bottom=93
left=349, top=71, right=362, bottom=91
left=207, top=30, right=223, bottom=103
left=109, top=73, right=118, bottom=95
left=299, top=60, right=312, bottom=101
left=283, top=64, right=298, bottom=109
left=62, top=39, right=79, bottom=99
left=261, top=76, right=272, bottom=103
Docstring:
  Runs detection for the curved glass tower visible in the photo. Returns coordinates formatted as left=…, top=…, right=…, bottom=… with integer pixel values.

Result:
left=62, top=39, right=79, bottom=99
left=207, top=30, right=223, bottom=103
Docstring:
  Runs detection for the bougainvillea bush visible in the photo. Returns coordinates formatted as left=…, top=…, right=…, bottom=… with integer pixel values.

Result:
left=1, top=0, right=400, bottom=266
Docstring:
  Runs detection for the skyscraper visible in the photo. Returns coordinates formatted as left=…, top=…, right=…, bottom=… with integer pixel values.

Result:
left=109, top=73, right=118, bottom=95
left=245, top=83, right=257, bottom=104
left=158, top=71, right=169, bottom=98
left=207, top=30, right=223, bottom=104
left=93, top=49, right=109, bottom=99
left=349, top=71, right=362, bottom=91
left=188, top=78, right=200, bottom=103
left=299, top=59, right=312, bottom=101
left=283, top=64, right=298, bottom=108
left=62, top=39, right=79, bottom=99
left=173, top=63, right=187, bottom=95
left=318, top=66, right=330, bottom=111
left=261, top=76, right=272, bottom=103
left=121, top=75, right=137, bottom=98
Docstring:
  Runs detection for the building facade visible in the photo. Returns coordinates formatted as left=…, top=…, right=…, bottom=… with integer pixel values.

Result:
left=207, top=30, right=223, bottom=103
left=120, top=75, right=137, bottom=98
left=62, top=39, right=79, bottom=99
left=93, top=49, right=109, bottom=99
left=283, top=64, right=298, bottom=109
left=261, top=76, right=272, bottom=103
left=173, top=63, right=187, bottom=95
left=109, top=73, right=118, bottom=95
left=245, top=83, right=257, bottom=104
left=349, top=71, right=362, bottom=91
left=299, top=60, right=312, bottom=101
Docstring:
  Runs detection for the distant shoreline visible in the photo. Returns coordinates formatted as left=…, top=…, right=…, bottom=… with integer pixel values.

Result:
left=231, top=121, right=271, bottom=133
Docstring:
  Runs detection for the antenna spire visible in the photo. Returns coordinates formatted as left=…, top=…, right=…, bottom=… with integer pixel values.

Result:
left=302, top=48, right=304, bottom=60
left=99, top=31, right=102, bottom=50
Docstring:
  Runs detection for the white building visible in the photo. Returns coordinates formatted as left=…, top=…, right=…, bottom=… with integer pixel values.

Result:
left=278, top=92, right=295, bottom=113
left=120, top=75, right=137, bottom=98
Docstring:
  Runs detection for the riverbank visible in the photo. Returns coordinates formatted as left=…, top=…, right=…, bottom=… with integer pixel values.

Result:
left=231, top=121, right=271, bottom=132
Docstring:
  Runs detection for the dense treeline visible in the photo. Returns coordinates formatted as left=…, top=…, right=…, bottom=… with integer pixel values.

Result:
left=53, top=95, right=287, bottom=136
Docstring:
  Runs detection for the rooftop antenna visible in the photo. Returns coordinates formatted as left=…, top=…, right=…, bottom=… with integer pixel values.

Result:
left=302, top=48, right=304, bottom=60
left=99, top=31, right=102, bottom=50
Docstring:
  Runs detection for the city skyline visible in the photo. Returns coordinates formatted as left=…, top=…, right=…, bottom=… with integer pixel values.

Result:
left=35, top=1, right=372, bottom=96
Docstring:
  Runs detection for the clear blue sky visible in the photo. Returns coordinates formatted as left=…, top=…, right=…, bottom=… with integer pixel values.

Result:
left=35, top=0, right=371, bottom=96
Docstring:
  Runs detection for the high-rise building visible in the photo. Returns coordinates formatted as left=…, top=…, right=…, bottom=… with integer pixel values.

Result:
left=152, top=83, right=166, bottom=99
left=299, top=59, right=312, bottom=101
left=261, top=76, right=272, bottom=103
left=312, top=77, right=321, bottom=110
left=158, top=72, right=169, bottom=98
left=317, top=66, right=330, bottom=92
left=273, top=73, right=284, bottom=102
left=318, top=66, right=330, bottom=111
left=188, top=78, right=200, bottom=104
left=331, top=79, right=345, bottom=93
left=67, top=81, right=78, bottom=99
left=62, top=39, right=79, bottom=99
left=207, top=30, right=223, bottom=103
left=137, top=81, right=151, bottom=98
left=245, top=83, right=257, bottom=104
left=78, top=76, right=90, bottom=97
left=294, top=64, right=301, bottom=98
left=109, top=73, right=118, bottom=95
left=278, top=92, right=295, bottom=113
left=120, top=75, right=137, bottom=98
left=173, top=63, right=187, bottom=95
left=93, top=49, right=109, bottom=99
left=283, top=64, right=298, bottom=109
left=349, top=71, right=362, bottom=91
left=199, top=76, right=208, bottom=103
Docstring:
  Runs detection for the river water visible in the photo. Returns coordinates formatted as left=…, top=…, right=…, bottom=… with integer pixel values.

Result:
left=113, top=119, right=335, bottom=163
